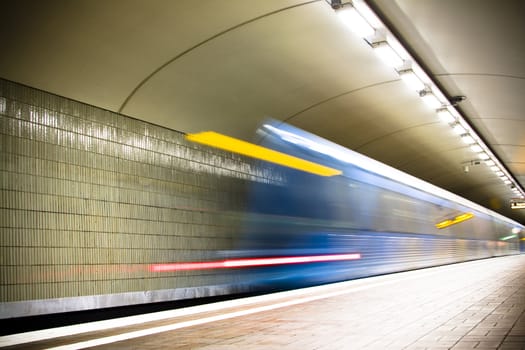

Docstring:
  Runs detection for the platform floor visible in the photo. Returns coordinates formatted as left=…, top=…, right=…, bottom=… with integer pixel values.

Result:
left=2, top=255, right=525, bottom=350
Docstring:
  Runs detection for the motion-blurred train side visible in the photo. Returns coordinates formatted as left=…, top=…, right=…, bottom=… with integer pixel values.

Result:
left=226, top=121, right=523, bottom=290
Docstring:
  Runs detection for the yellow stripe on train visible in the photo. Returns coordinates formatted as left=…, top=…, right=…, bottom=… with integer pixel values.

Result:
left=186, top=131, right=342, bottom=177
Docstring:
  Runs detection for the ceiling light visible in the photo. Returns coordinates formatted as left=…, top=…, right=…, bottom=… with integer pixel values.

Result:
left=447, top=106, right=461, bottom=118
left=352, top=0, right=383, bottom=28
left=437, top=108, right=455, bottom=123
left=490, top=166, right=499, bottom=172
left=478, top=152, right=490, bottom=160
left=420, top=90, right=442, bottom=109
left=461, top=134, right=475, bottom=145
left=328, top=1, right=525, bottom=207
left=432, top=89, right=449, bottom=106
left=496, top=171, right=504, bottom=177
left=387, top=37, right=411, bottom=62
left=470, top=144, right=483, bottom=153
left=398, top=69, right=426, bottom=92
left=372, top=41, right=404, bottom=68
left=337, top=6, right=375, bottom=38
left=504, top=179, right=512, bottom=185
left=452, top=123, right=466, bottom=135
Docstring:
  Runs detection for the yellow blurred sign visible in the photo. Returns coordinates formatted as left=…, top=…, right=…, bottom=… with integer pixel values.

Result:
left=435, top=212, right=474, bottom=229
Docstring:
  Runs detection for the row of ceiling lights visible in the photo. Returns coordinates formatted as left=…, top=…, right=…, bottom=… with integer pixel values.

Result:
left=328, top=0, right=525, bottom=200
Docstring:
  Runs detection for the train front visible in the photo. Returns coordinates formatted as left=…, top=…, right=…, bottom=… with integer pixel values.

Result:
left=229, top=121, right=365, bottom=290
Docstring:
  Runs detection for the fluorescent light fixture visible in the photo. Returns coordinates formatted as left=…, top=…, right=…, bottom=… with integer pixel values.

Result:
left=447, top=106, right=461, bottom=118
left=387, top=37, right=411, bottom=61
left=372, top=41, right=404, bottom=67
left=352, top=0, right=383, bottom=28
left=398, top=69, right=426, bottom=91
left=328, top=1, right=524, bottom=203
left=470, top=144, right=483, bottom=153
left=437, top=108, right=455, bottom=123
left=420, top=90, right=442, bottom=109
left=452, top=123, right=466, bottom=135
left=432, top=89, right=449, bottom=106
left=453, top=124, right=466, bottom=135
left=478, top=152, right=490, bottom=160
left=460, top=134, right=475, bottom=145
left=337, top=6, right=375, bottom=38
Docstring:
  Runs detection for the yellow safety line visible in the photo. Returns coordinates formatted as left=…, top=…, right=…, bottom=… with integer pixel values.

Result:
left=186, top=131, right=342, bottom=177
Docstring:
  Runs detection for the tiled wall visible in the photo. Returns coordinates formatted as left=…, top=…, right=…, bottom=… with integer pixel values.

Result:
left=0, top=79, right=279, bottom=317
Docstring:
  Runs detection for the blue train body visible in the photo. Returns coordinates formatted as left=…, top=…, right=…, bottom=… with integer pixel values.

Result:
left=230, top=120, right=523, bottom=290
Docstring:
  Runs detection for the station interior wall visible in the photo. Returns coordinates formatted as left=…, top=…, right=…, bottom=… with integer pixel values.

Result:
left=0, top=79, right=277, bottom=318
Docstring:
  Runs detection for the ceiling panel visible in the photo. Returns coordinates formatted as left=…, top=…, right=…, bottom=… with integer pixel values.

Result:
left=120, top=1, right=394, bottom=137
left=371, top=0, right=525, bottom=221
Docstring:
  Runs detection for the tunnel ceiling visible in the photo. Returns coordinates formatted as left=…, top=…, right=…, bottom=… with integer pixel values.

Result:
left=1, top=0, right=524, bottom=223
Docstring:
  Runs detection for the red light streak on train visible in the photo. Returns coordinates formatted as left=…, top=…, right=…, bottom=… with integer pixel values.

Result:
left=149, top=253, right=361, bottom=272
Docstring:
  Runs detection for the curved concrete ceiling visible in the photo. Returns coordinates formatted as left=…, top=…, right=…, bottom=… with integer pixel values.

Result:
left=1, top=0, right=524, bottom=223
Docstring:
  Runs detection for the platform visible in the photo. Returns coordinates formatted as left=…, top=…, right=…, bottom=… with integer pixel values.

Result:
left=2, top=255, right=525, bottom=350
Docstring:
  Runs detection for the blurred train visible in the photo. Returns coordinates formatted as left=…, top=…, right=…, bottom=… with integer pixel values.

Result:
left=206, top=120, right=524, bottom=290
